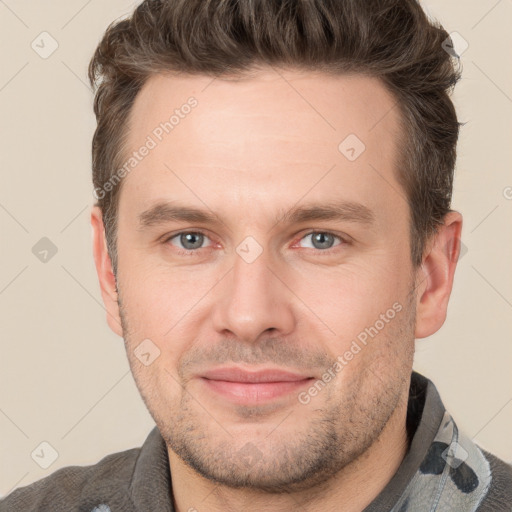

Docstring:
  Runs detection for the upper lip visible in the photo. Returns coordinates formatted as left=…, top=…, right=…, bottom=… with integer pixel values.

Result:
left=200, top=367, right=312, bottom=383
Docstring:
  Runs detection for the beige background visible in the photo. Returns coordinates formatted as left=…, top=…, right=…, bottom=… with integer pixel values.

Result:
left=1, top=0, right=511, bottom=496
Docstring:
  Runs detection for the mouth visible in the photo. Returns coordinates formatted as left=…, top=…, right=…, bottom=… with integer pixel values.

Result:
left=198, top=367, right=315, bottom=404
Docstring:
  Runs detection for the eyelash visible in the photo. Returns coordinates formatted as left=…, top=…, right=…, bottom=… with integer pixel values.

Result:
left=163, top=230, right=348, bottom=256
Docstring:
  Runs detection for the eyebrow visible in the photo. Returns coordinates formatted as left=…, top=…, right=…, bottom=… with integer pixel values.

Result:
left=138, top=200, right=375, bottom=230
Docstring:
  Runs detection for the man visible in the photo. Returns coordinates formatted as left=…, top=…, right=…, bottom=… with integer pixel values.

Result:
left=1, top=0, right=511, bottom=510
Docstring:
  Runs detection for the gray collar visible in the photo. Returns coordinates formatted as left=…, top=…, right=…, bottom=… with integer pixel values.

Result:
left=128, top=426, right=175, bottom=511
left=363, top=372, right=445, bottom=511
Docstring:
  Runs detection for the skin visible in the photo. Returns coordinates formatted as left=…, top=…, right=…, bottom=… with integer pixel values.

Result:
left=91, top=67, right=462, bottom=512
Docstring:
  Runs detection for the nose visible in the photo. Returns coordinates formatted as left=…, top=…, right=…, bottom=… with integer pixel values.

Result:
left=211, top=244, right=296, bottom=343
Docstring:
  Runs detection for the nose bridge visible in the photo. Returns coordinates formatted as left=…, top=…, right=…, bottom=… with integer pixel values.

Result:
left=232, top=243, right=272, bottom=303
left=211, top=237, right=295, bottom=342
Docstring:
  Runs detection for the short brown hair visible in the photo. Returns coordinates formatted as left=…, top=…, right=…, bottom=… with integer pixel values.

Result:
left=89, top=0, right=461, bottom=275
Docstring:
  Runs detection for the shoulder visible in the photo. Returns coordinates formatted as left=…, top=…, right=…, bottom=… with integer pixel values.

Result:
left=478, top=450, right=512, bottom=511
left=0, top=446, right=141, bottom=512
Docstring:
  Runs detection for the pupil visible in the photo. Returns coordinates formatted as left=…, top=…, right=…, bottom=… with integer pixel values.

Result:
left=314, top=233, right=332, bottom=249
left=182, top=233, right=202, bottom=249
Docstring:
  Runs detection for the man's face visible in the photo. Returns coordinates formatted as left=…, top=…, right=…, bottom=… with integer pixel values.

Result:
left=111, top=68, right=418, bottom=491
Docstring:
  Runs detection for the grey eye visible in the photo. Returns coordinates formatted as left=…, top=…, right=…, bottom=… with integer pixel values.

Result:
left=180, top=232, right=204, bottom=250
left=300, top=232, right=341, bottom=250
left=170, top=232, right=207, bottom=251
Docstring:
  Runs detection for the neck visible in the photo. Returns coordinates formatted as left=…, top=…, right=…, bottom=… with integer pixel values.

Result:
left=169, top=393, right=410, bottom=512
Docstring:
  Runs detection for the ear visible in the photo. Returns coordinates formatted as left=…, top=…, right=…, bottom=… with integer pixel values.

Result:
left=414, top=211, right=463, bottom=339
left=91, top=206, right=123, bottom=337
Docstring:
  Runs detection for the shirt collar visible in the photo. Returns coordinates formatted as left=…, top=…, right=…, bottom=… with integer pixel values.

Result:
left=363, top=371, right=446, bottom=511
left=129, top=425, right=175, bottom=511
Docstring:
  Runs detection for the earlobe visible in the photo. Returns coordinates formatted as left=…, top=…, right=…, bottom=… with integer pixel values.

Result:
left=91, top=206, right=123, bottom=337
left=414, top=211, right=463, bottom=339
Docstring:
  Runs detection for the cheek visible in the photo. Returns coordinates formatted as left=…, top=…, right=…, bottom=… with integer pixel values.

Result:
left=291, top=262, right=414, bottom=382
left=294, top=262, right=406, bottom=324
left=128, top=358, right=183, bottom=426
left=118, top=268, right=215, bottom=384
left=118, top=264, right=198, bottom=337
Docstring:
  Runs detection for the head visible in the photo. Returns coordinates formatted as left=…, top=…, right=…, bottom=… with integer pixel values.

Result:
left=90, top=0, right=463, bottom=495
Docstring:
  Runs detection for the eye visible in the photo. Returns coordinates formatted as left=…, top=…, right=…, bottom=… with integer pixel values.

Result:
left=166, top=231, right=213, bottom=253
left=297, top=231, right=344, bottom=251
left=163, top=230, right=347, bottom=256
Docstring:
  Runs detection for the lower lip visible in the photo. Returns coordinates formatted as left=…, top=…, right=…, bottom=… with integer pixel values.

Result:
left=201, top=378, right=313, bottom=404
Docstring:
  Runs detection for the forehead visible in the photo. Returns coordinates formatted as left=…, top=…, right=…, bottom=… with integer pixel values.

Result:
left=120, top=68, right=405, bottom=223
